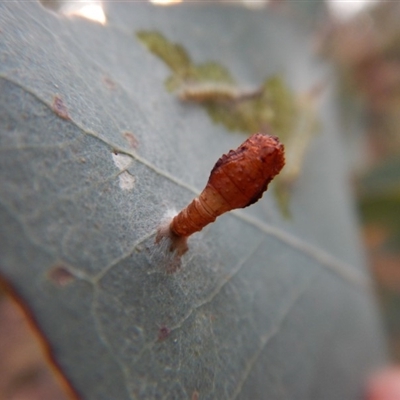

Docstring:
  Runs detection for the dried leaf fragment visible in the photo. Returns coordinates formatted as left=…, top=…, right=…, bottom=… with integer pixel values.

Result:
left=122, top=131, right=139, bottom=149
left=136, top=30, right=295, bottom=135
left=157, top=325, right=171, bottom=341
left=273, top=85, right=322, bottom=217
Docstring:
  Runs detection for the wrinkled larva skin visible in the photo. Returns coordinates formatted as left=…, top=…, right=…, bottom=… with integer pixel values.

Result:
left=170, top=133, right=285, bottom=238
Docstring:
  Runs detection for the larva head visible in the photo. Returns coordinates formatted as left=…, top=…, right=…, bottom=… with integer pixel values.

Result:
left=245, top=133, right=285, bottom=180
left=208, top=133, right=285, bottom=209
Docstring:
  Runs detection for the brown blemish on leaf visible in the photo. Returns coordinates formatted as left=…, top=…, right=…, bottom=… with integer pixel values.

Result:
left=157, top=325, right=171, bottom=341
left=52, top=95, right=70, bottom=120
left=47, top=264, right=76, bottom=287
left=122, top=132, right=139, bottom=149
left=102, top=75, right=116, bottom=90
left=192, top=390, right=199, bottom=400
left=209, top=313, right=217, bottom=322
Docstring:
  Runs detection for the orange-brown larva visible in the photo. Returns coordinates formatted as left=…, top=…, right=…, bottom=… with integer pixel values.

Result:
left=159, top=133, right=285, bottom=254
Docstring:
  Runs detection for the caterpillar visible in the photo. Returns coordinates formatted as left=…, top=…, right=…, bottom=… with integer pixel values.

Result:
left=170, top=133, right=285, bottom=238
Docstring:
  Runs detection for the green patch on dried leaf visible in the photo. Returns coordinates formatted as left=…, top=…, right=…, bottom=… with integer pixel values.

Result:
left=262, top=76, right=297, bottom=142
left=136, top=30, right=192, bottom=77
left=273, top=90, right=320, bottom=217
left=137, top=31, right=234, bottom=92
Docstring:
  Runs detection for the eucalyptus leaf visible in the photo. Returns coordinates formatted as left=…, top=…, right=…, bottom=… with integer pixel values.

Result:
left=0, top=2, right=386, bottom=400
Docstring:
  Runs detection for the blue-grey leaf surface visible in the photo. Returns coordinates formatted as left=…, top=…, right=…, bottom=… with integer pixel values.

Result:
left=0, top=2, right=386, bottom=399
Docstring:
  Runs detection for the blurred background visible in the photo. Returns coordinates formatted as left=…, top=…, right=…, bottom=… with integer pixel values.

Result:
left=1, top=0, right=400, bottom=398
left=320, top=0, right=400, bottom=362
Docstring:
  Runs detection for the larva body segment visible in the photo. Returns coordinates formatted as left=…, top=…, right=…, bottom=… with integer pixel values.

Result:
left=170, top=133, right=285, bottom=238
left=178, top=83, right=241, bottom=103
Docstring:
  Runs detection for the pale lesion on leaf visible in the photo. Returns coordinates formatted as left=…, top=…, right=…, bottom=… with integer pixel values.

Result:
left=136, top=30, right=321, bottom=217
